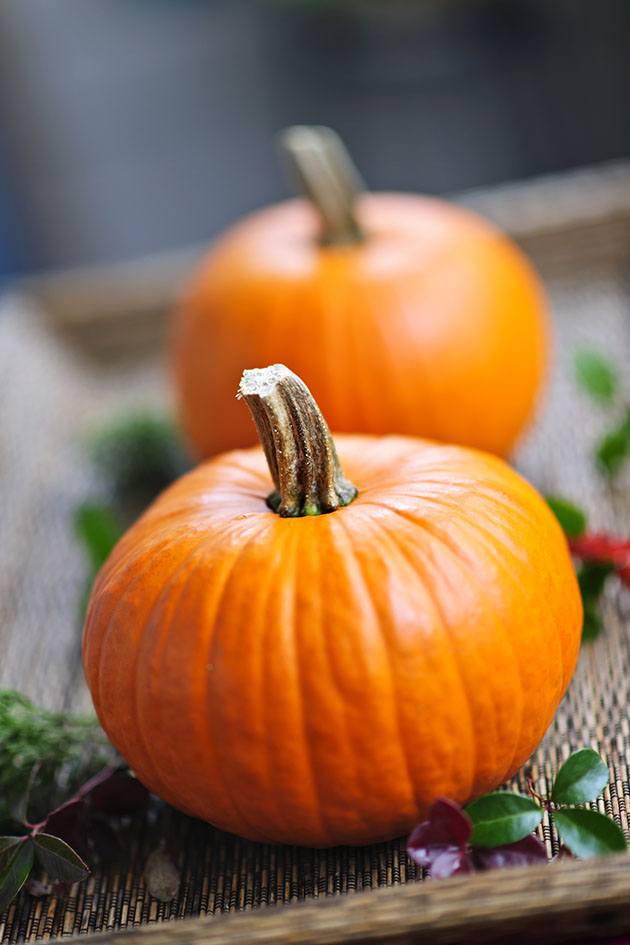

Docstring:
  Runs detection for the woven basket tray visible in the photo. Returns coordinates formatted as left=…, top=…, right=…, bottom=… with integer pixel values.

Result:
left=1, top=161, right=630, bottom=945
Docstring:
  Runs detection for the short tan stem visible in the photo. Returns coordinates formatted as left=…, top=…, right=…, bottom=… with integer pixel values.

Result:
left=237, top=364, right=358, bottom=517
left=279, top=125, right=365, bottom=246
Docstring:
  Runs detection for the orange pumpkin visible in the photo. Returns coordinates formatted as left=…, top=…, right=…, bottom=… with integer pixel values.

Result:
left=83, top=365, right=580, bottom=847
left=172, top=126, right=548, bottom=460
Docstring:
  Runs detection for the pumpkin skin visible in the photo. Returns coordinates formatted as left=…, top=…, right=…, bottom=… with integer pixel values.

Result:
left=172, top=195, right=548, bottom=459
left=83, top=435, right=581, bottom=847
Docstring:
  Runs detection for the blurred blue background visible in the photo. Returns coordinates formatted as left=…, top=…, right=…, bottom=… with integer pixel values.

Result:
left=0, top=0, right=627, bottom=283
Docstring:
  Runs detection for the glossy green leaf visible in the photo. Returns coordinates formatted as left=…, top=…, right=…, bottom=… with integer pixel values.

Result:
left=546, top=496, right=587, bottom=538
left=465, top=793, right=542, bottom=848
left=574, top=350, right=618, bottom=404
left=0, top=839, right=34, bottom=913
left=33, top=834, right=90, bottom=884
left=595, top=414, right=630, bottom=478
left=552, top=749, right=609, bottom=805
left=554, top=808, right=627, bottom=858
left=0, top=838, right=22, bottom=861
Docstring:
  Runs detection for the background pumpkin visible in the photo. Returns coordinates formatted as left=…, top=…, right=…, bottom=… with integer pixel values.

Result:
left=172, top=127, right=548, bottom=460
left=83, top=365, right=581, bottom=848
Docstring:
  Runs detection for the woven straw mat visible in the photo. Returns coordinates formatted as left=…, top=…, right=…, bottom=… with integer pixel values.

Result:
left=1, top=167, right=630, bottom=942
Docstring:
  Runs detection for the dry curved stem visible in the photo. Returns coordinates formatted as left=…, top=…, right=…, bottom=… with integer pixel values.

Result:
left=279, top=125, right=365, bottom=246
left=238, top=364, right=357, bottom=517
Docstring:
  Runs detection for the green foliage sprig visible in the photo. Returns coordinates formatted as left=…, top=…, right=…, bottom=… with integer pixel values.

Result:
left=86, top=412, right=191, bottom=509
left=546, top=496, right=629, bottom=642
left=0, top=692, right=153, bottom=914
left=74, top=504, right=123, bottom=618
left=574, top=349, right=630, bottom=478
left=74, top=412, right=192, bottom=620
left=407, top=749, right=626, bottom=879
left=0, top=691, right=115, bottom=827
left=469, top=748, right=626, bottom=856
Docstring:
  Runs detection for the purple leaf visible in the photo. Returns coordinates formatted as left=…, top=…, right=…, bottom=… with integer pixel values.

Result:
left=431, top=847, right=474, bottom=879
left=44, top=800, right=86, bottom=837
left=428, top=798, right=473, bottom=846
left=473, top=834, right=548, bottom=870
left=407, top=798, right=472, bottom=868
left=84, top=771, right=149, bottom=816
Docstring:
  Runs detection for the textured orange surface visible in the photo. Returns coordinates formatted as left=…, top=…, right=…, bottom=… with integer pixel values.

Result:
left=83, top=436, right=581, bottom=847
left=172, top=195, right=548, bottom=459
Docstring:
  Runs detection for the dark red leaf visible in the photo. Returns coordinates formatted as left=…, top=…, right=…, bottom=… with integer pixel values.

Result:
left=44, top=801, right=86, bottom=839
left=570, top=533, right=630, bottom=578
left=84, top=771, right=149, bottom=816
left=430, top=847, right=474, bottom=879
left=407, top=799, right=472, bottom=869
left=473, top=834, right=548, bottom=870
left=45, top=798, right=85, bottom=828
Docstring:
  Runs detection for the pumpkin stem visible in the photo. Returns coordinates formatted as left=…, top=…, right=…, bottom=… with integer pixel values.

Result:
left=237, top=364, right=358, bottom=517
left=279, top=125, right=365, bottom=247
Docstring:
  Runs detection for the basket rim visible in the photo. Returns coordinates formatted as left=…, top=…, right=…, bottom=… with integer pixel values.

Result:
left=60, top=852, right=630, bottom=945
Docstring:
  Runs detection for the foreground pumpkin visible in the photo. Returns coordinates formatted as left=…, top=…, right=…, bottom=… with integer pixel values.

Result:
left=172, top=126, right=548, bottom=459
left=83, top=366, right=581, bottom=847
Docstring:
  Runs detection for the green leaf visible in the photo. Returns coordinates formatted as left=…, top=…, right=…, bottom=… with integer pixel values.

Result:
left=595, top=413, right=630, bottom=478
left=74, top=504, right=122, bottom=572
left=578, top=564, right=613, bottom=643
left=0, top=839, right=34, bottom=913
left=574, top=349, right=618, bottom=404
left=74, top=505, right=123, bottom=619
left=578, top=562, right=615, bottom=601
left=87, top=412, right=191, bottom=504
left=33, top=834, right=90, bottom=884
left=546, top=496, right=587, bottom=538
left=0, top=837, right=24, bottom=870
left=554, top=808, right=627, bottom=858
left=0, top=837, right=22, bottom=866
left=465, top=792, right=543, bottom=848
left=552, top=749, right=610, bottom=805
left=581, top=601, right=604, bottom=643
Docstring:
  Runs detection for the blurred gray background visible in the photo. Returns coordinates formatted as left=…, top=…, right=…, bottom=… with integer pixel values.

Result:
left=0, top=0, right=627, bottom=281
